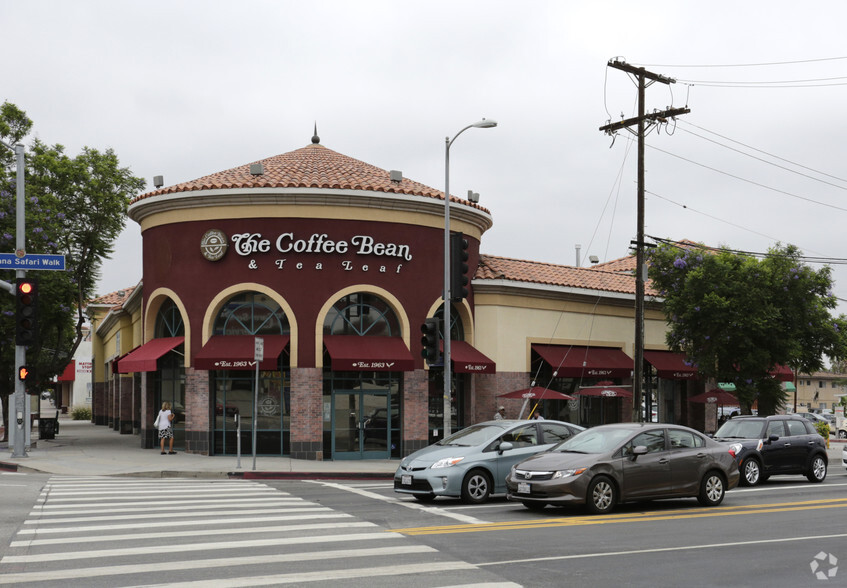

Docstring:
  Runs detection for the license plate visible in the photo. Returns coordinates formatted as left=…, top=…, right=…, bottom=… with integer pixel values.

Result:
left=402, top=475, right=412, bottom=486
left=518, top=482, right=530, bottom=494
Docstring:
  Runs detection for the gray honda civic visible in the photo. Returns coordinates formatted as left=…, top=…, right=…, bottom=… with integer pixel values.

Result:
left=505, top=422, right=740, bottom=514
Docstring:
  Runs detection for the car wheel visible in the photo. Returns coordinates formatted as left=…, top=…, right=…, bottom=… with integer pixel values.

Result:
left=521, top=501, right=547, bottom=512
left=413, top=494, right=437, bottom=503
left=461, top=470, right=492, bottom=504
left=740, top=458, right=762, bottom=486
left=839, top=430, right=847, bottom=440
left=697, top=471, right=726, bottom=507
left=586, top=475, right=617, bottom=515
left=807, top=455, right=827, bottom=483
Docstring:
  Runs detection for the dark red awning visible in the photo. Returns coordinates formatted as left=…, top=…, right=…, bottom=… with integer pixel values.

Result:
left=117, top=337, right=184, bottom=373
left=576, top=384, right=633, bottom=398
left=56, top=361, right=75, bottom=382
left=532, top=344, right=633, bottom=378
left=324, top=335, right=414, bottom=372
left=643, top=351, right=698, bottom=380
left=444, top=340, right=496, bottom=374
left=770, top=364, right=793, bottom=382
left=194, top=335, right=288, bottom=371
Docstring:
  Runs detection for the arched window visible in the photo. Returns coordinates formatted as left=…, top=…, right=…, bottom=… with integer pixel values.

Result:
left=323, top=292, right=399, bottom=337
left=213, top=292, right=289, bottom=336
left=155, top=299, right=184, bottom=338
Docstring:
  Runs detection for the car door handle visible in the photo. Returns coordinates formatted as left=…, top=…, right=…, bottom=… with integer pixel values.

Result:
left=659, top=458, right=669, bottom=465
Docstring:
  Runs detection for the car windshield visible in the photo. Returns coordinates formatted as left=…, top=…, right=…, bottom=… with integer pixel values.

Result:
left=436, top=424, right=503, bottom=447
left=552, top=428, right=634, bottom=454
left=715, top=419, right=765, bottom=439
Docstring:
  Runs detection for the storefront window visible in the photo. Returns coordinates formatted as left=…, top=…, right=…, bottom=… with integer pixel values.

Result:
left=211, top=292, right=290, bottom=455
left=154, top=299, right=185, bottom=448
left=323, top=293, right=400, bottom=336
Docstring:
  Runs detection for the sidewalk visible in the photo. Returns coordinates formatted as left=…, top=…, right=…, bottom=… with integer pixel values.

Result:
left=0, top=417, right=398, bottom=479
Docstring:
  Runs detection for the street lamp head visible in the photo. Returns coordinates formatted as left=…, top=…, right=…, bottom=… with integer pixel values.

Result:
left=472, top=118, right=498, bottom=129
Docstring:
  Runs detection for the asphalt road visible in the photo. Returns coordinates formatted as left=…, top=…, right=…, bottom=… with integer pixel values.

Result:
left=1, top=468, right=845, bottom=587
left=266, top=467, right=847, bottom=588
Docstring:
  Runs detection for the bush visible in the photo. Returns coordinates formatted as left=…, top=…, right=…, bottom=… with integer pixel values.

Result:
left=814, top=420, right=830, bottom=438
left=71, top=406, right=92, bottom=421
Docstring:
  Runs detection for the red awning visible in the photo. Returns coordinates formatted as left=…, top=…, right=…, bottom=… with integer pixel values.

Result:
left=117, top=337, right=185, bottom=373
left=576, top=383, right=633, bottom=398
left=532, top=344, right=633, bottom=378
left=643, top=350, right=698, bottom=380
left=194, top=335, right=289, bottom=371
left=770, top=364, right=793, bottom=382
left=444, top=340, right=496, bottom=374
left=498, top=387, right=574, bottom=400
left=56, top=361, right=75, bottom=382
left=324, top=335, right=414, bottom=372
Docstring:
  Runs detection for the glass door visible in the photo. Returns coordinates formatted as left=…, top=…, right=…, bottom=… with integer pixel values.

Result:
left=332, top=389, right=391, bottom=459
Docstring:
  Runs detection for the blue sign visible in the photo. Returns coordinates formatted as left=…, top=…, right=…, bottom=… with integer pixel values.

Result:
left=0, top=253, right=66, bottom=271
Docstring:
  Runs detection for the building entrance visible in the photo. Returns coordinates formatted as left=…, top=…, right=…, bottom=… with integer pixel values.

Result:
left=331, top=389, right=393, bottom=459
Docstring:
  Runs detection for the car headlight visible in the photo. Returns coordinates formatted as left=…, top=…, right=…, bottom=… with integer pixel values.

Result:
left=552, top=467, right=586, bottom=479
left=431, top=457, right=465, bottom=469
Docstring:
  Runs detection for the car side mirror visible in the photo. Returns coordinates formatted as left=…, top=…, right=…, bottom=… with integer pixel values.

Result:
left=498, top=441, right=514, bottom=454
left=767, top=434, right=779, bottom=443
left=629, top=445, right=648, bottom=460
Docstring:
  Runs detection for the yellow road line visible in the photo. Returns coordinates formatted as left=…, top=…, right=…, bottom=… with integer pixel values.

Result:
left=391, top=497, right=847, bottom=536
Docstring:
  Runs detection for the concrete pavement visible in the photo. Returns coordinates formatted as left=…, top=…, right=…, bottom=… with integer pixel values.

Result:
left=2, top=416, right=844, bottom=480
left=0, top=416, right=398, bottom=479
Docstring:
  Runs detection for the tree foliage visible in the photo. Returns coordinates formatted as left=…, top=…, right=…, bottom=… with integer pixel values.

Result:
left=0, top=101, right=145, bottom=434
left=647, top=242, right=847, bottom=415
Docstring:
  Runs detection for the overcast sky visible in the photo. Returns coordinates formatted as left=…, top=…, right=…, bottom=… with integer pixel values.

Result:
left=6, top=1, right=847, bottom=314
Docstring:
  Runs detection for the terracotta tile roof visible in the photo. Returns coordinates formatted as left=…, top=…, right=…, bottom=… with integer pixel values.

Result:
left=590, top=255, right=636, bottom=274
left=476, top=254, right=659, bottom=296
left=88, top=287, right=135, bottom=309
left=130, top=142, right=489, bottom=213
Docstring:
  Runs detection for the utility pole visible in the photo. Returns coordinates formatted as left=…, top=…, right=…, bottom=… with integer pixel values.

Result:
left=599, top=59, right=690, bottom=423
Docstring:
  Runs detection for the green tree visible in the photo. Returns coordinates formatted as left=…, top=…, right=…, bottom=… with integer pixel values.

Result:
left=647, top=242, right=847, bottom=415
left=0, top=101, right=145, bottom=437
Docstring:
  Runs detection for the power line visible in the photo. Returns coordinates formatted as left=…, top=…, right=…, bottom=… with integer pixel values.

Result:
left=647, top=143, right=847, bottom=213
left=645, top=234, right=847, bottom=265
left=633, top=57, right=847, bottom=68
left=679, top=121, right=847, bottom=185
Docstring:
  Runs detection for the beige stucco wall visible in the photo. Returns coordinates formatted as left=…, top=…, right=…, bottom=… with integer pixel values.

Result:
left=474, top=290, right=669, bottom=373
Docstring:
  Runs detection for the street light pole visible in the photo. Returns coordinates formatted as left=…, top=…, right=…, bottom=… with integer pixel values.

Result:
left=443, top=119, right=496, bottom=438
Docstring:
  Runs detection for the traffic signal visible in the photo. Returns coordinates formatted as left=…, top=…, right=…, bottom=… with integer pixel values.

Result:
left=18, top=365, right=30, bottom=381
left=450, top=232, right=470, bottom=301
left=420, top=317, right=441, bottom=365
left=15, top=277, right=38, bottom=346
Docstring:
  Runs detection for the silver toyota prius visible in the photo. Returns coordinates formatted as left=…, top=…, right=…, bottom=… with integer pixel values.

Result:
left=394, top=419, right=584, bottom=504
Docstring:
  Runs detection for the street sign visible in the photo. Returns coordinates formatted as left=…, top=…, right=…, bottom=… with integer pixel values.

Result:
left=0, top=253, right=65, bottom=271
left=254, top=337, right=264, bottom=361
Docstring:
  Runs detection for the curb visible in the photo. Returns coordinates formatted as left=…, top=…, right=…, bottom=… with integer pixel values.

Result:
left=232, top=471, right=394, bottom=480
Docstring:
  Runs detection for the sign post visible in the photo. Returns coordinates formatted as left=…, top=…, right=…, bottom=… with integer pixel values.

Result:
left=252, top=337, right=264, bottom=471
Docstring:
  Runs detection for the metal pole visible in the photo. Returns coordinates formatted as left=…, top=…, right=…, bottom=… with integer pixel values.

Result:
left=12, top=144, right=27, bottom=457
left=443, top=135, right=453, bottom=438
left=252, top=360, right=258, bottom=471
left=634, top=74, right=645, bottom=423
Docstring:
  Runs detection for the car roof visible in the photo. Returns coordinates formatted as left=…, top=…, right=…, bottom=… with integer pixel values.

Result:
left=731, top=414, right=805, bottom=420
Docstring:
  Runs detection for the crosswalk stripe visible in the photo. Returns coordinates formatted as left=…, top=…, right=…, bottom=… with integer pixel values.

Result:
left=11, top=521, right=376, bottom=547
left=33, top=497, right=303, bottom=509
left=142, top=561, right=480, bottom=587
left=24, top=505, right=327, bottom=524
left=2, top=531, right=401, bottom=563
left=30, top=498, right=304, bottom=515
left=0, top=545, right=438, bottom=585
left=16, top=511, right=346, bottom=535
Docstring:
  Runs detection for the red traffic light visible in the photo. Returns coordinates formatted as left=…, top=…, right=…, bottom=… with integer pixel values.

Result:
left=18, top=281, right=33, bottom=295
left=18, top=365, right=30, bottom=381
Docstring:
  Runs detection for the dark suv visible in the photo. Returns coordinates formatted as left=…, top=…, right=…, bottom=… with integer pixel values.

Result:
left=713, top=415, right=827, bottom=486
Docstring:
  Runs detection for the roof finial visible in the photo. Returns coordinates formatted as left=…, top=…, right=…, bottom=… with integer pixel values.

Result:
left=312, top=122, right=320, bottom=144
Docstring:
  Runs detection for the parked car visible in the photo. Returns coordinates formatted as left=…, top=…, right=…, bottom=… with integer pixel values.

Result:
left=843, top=443, right=847, bottom=470
left=394, top=419, right=584, bottom=504
left=505, top=423, right=739, bottom=514
left=796, top=412, right=830, bottom=427
left=712, top=415, right=828, bottom=486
